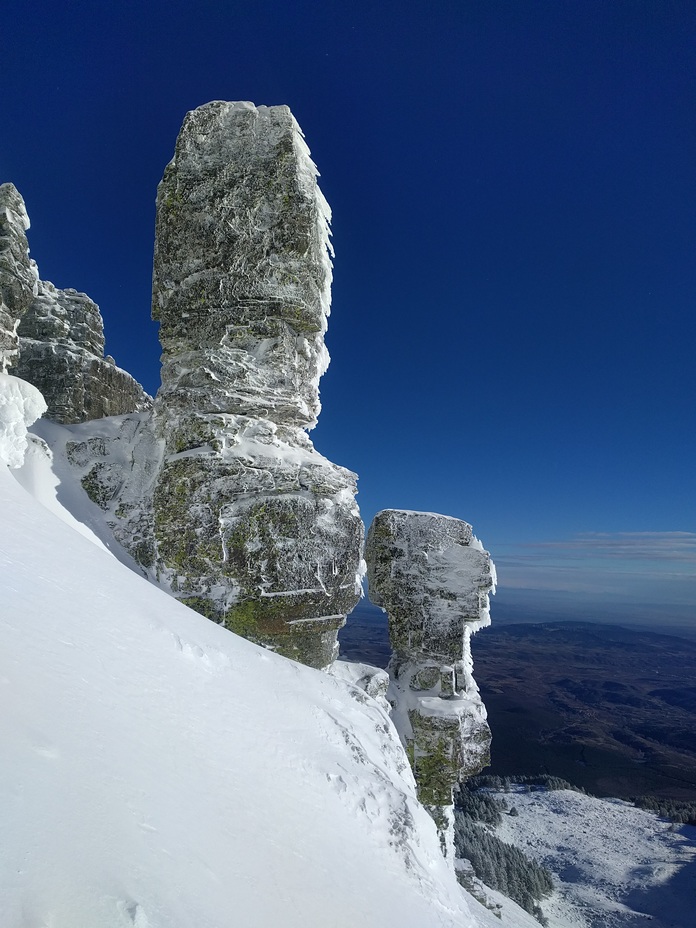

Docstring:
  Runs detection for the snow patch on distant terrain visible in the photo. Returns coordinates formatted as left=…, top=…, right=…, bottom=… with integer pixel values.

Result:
left=494, top=788, right=696, bottom=928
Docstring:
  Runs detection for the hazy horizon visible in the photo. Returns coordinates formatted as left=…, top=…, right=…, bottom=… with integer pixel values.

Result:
left=347, top=591, right=696, bottom=643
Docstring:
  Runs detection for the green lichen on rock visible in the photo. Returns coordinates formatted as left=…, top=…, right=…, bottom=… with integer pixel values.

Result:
left=223, top=598, right=344, bottom=666
left=223, top=600, right=261, bottom=638
left=81, top=462, right=122, bottom=510
left=412, top=665, right=442, bottom=691
left=408, top=712, right=463, bottom=807
left=168, top=415, right=222, bottom=455
left=151, top=446, right=361, bottom=668
left=154, top=460, right=213, bottom=559
left=131, top=538, right=156, bottom=570
left=460, top=727, right=492, bottom=779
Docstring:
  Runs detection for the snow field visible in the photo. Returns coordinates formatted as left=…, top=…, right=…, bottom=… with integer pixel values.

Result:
left=494, top=788, right=696, bottom=928
left=0, top=452, right=490, bottom=928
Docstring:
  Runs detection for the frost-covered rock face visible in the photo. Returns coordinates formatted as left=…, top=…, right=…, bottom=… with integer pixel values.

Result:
left=0, top=184, right=38, bottom=371
left=16, top=279, right=152, bottom=424
left=365, top=509, right=495, bottom=856
left=61, top=412, right=163, bottom=570
left=153, top=100, right=331, bottom=429
left=0, top=183, right=150, bottom=422
left=150, top=101, right=363, bottom=668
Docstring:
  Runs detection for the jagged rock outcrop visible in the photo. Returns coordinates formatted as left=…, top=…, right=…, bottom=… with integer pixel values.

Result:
left=365, top=509, right=495, bottom=856
left=0, top=183, right=150, bottom=422
left=149, top=101, right=363, bottom=668
left=16, top=279, right=152, bottom=423
left=0, top=184, right=38, bottom=371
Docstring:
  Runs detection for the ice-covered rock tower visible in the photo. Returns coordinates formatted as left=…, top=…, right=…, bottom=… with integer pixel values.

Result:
left=150, top=101, right=364, bottom=668
left=365, top=509, right=494, bottom=855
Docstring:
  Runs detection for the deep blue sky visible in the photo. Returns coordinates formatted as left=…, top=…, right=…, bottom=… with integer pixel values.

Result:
left=3, top=0, right=695, bottom=623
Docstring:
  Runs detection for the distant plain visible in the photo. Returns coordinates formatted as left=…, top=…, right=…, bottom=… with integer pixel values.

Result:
left=339, top=602, right=696, bottom=801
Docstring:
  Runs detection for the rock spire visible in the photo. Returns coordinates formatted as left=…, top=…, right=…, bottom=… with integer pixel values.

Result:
left=365, top=509, right=495, bottom=856
left=150, top=101, right=363, bottom=667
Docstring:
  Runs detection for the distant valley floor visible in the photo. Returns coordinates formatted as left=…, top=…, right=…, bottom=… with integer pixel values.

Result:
left=340, top=607, right=696, bottom=800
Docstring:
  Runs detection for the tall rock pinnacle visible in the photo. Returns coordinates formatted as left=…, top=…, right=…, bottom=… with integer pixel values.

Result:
left=150, top=101, right=363, bottom=668
left=365, top=509, right=495, bottom=856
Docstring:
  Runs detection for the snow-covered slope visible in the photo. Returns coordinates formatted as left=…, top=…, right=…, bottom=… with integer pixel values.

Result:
left=495, top=788, right=696, bottom=928
left=0, top=386, right=529, bottom=928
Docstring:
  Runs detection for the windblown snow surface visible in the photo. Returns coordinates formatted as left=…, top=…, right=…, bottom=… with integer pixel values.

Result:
left=494, top=788, right=696, bottom=928
left=0, top=382, right=532, bottom=928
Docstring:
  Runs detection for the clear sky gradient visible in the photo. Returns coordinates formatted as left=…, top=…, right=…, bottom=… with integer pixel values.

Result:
left=3, top=0, right=694, bottom=624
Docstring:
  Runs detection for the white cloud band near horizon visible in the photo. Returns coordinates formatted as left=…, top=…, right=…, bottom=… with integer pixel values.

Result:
left=493, top=531, right=696, bottom=602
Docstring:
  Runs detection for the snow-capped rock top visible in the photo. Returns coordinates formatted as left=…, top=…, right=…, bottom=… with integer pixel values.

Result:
left=366, top=509, right=496, bottom=654
left=0, top=184, right=151, bottom=423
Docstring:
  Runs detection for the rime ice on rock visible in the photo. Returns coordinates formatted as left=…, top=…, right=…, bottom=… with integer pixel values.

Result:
left=365, top=509, right=495, bottom=856
left=150, top=101, right=363, bottom=668
left=0, top=184, right=38, bottom=371
left=0, top=183, right=150, bottom=422
left=153, top=101, right=333, bottom=430
left=0, top=373, right=47, bottom=468
left=16, top=280, right=151, bottom=423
